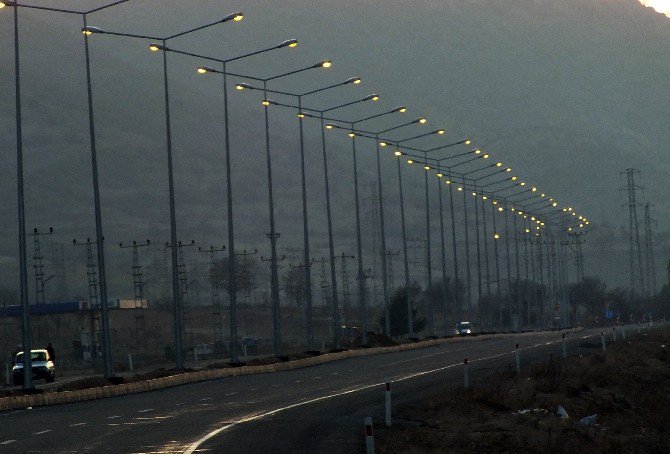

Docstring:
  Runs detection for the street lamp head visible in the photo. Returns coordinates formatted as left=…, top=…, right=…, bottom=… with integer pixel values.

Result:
left=325, top=124, right=335, bottom=129
left=473, top=149, right=482, bottom=154
left=262, top=99, right=278, bottom=107
left=314, top=59, right=332, bottom=68
left=277, top=39, right=299, bottom=48
left=506, top=167, right=512, bottom=172
left=531, top=187, right=537, bottom=192
left=496, top=162, right=502, bottom=167
left=483, top=154, right=490, bottom=159
left=348, top=132, right=356, bottom=138
left=149, top=42, right=167, bottom=52
left=407, top=159, right=414, bottom=164
left=197, top=66, right=216, bottom=74
left=520, top=182, right=526, bottom=186
left=494, top=233, right=500, bottom=239
left=435, top=129, right=446, bottom=135
left=416, top=117, right=427, bottom=124
left=364, top=94, right=380, bottom=101
left=236, top=82, right=254, bottom=90
left=297, top=112, right=307, bottom=118
left=82, top=26, right=104, bottom=36
left=437, top=173, right=444, bottom=178
left=424, top=165, right=431, bottom=170
left=379, top=141, right=388, bottom=147
left=393, top=106, right=407, bottom=113
left=0, top=1, right=16, bottom=7
left=394, top=151, right=403, bottom=156
left=222, top=12, right=244, bottom=22
left=463, top=139, right=471, bottom=145
left=511, top=176, right=518, bottom=181
left=345, top=76, right=362, bottom=84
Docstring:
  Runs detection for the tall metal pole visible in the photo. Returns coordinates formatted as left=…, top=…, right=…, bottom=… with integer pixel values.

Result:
left=349, top=128, right=367, bottom=345
left=221, top=64, right=239, bottom=363
left=460, top=177, right=472, bottom=321
left=437, top=177, right=449, bottom=335
left=397, top=159, right=413, bottom=337
left=472, top=188, right=482, bottom=325
left=503, top=200, right=512, bottom=327
left=160, top=40, right=183, bottom=369
left=297, top=97, right=314, bottom=350
left=83, top=14, right=113, bottom=377
left=423, top=168, right=434, bottom=335
left=447, top=174, right=461, bottom=324
left=263, top=83, right=283, bottom=356
left=492, top=203, right=502, bottom=327
left=512, top=209, right=521, bottom=326
left=13, top=1, right=32, bottom=390
left=317, top=114, right=340, bottom=347
left=374, top=136, right=391, bottom=336
left=481, top=194, right=491, bottom=328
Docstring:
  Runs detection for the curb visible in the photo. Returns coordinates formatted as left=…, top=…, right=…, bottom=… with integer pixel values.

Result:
left=0, top=328, right=582, bottom=412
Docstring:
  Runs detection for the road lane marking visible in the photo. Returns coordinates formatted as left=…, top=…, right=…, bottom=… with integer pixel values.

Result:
left=108, top=415, right=121, bottom=419
left=224, top=392, right=238, bottom=396
left=70, top=422, right=87, bottom=427
left=33, top=430, right=51, bottom=435
left=0, top=440, right=16, bottom=445
left=200, top=398, right=213, bottom=401
left=294, top=380, right=302, bottom=383
left=185, top=332, right=591, bottom=453
left=138, top=408, right=155, bottom=413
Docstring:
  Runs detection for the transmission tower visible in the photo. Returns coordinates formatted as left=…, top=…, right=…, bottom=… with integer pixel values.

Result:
left=198, top=245, right=226, bottom=346
left=566, top=231, right=586, bottom=281
left=643, top=203, right=657, bottom=297
left=119, top=240, right=151, bottom=354
left=73, top=237, right=99, bottom=360
left=166, top=240, right=196, bottom=351
left=623, top=168, right=645, bottom=299
left=364, top=180, right=381, bottom=307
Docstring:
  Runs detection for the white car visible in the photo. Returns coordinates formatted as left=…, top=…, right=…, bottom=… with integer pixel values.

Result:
left=456, top=322, right=474, bottom=336
left=12, top=349, right=55, bottom=386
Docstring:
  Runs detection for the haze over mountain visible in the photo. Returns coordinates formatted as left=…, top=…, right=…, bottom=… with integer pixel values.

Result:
left=0, top=0, right=668, bottom=300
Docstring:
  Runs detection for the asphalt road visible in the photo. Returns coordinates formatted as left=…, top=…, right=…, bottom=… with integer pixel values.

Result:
left=0, top=327, right=630, bottom=453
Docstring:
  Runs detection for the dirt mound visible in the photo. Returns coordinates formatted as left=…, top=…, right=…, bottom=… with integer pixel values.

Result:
left=375, top=328, right=670, bottom=453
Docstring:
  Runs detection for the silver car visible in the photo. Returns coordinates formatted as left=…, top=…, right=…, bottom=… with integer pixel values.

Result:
left=12, top=349, right=55, bottom=386
left=456, top=321, right=474, bottom=336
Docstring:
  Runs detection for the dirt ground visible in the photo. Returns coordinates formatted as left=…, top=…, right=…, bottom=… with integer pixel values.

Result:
left=375, top=326, right=670, bottom=453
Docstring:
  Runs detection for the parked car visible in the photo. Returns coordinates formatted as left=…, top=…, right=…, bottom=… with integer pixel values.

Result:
left=12, top=349, right=55, bottom=386
left=456, top=321, right=474, bottom=336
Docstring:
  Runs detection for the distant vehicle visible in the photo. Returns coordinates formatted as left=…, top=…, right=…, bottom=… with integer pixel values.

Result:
left=12, top=349, right=55, bottom=386
left=456, top=322, right=474, bottom=336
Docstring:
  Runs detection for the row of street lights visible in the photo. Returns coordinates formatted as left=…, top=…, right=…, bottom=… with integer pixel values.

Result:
left=3, top=1, right=589, bottom=390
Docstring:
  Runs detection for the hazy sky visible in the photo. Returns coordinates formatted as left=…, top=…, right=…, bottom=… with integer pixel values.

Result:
left=639, top=0, right=670, bottom=16
left=1, top=0, right=669, bottom=295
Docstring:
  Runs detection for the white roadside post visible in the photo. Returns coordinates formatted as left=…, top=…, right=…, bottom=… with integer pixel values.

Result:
left=562, top=333, right=567, bottom=359
left=515, top=343, right=520, bottom=373
left=463, top=358, right=469, bottom=388
left=601, top=331, right=606, bottom=352
left=364, top=417, right=374, bottom=454
left=385, top=379, right=392, bottom=427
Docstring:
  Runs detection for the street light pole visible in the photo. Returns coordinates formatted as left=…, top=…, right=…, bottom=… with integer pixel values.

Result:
left=396, top=155, right=413, bottom=337
left=437, top=173, right=449, bottom=335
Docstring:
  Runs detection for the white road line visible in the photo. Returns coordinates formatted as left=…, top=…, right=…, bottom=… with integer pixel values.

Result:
left=0, top=440, right=16, bottom=445
left=184, top=333, right=587, bottom=454
left=294, top=380, right=302, bottom=383
left=69, top=422, right=87, bottom=427
left=107, top=415, right=121, bottom=419
left=331, top=372, right=339, bottom=375
left=138, top=408, right=155, bottom=413
left=224, top=392, right=238, bottom=396
left=313, top=376, right=321, bottom=380
left=250, top=388, right=257, bottom=391
left=200, top=398, right=213, bottom=401
left=33, top=430, right=51, bottom=435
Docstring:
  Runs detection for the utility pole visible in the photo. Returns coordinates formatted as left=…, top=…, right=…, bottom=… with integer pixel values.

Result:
left=339, top=252, right=355, bottom=339
left=643, top=203, right=657, bottom=297
left=29, top=227, right=53, bottom=343
left=119, top=240, right=151, bottom=354
left=73, top=237, right=99, bottom=360
left=198, top=245, right=226, bottom=350
left=165, top=240, right=195, bottom=360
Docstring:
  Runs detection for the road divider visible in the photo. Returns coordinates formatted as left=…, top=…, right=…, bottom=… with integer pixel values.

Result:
left=0, top=328, right=584, bottom=412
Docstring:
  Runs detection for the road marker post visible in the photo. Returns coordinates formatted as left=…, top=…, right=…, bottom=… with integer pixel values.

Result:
left=601, top=332, right=606, bottom=352
left=463, top=359, right=469, bottom=388
left=562, top=333, right=567, bottom=359
left=364, top=417, right=374, bottom=454
left=515, top=344, right=520, bottom=373
left=385, top=380, right=392, bottom=427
